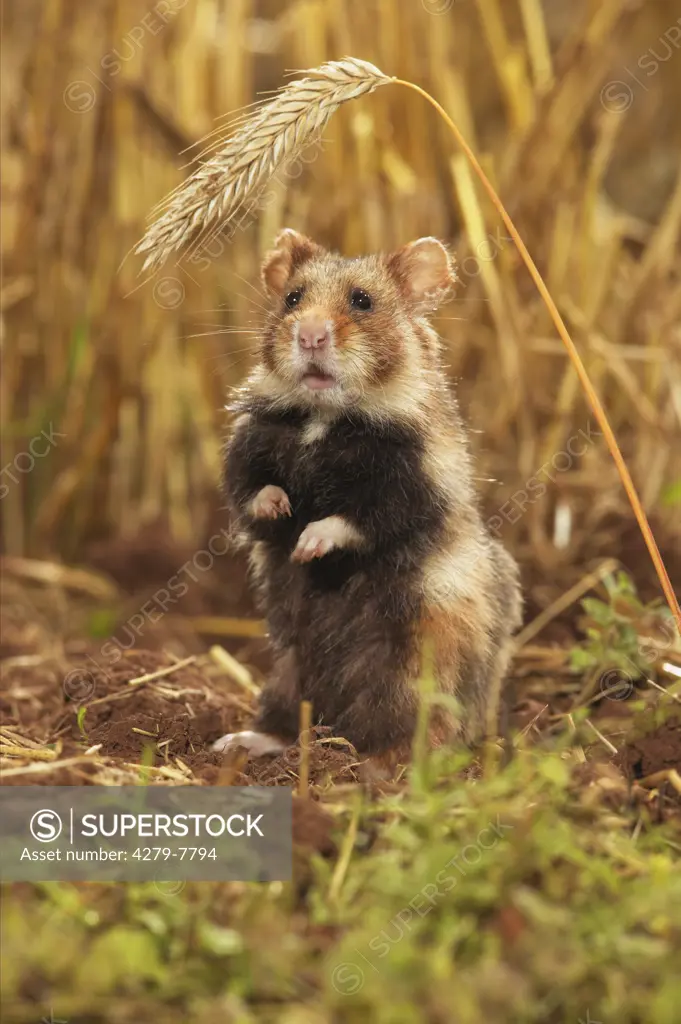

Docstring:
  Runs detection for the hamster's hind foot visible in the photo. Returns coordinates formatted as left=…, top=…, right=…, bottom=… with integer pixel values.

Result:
left=212, top=729, right=288, bottom=758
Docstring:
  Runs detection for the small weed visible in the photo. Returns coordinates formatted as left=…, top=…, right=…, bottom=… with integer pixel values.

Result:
left=570, top=572, right=677, bottom=686
left=76, top=706, right=88, bottom=741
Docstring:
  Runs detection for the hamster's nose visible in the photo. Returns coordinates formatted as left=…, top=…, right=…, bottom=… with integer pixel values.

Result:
left=298, top=318, right=330, bottom=351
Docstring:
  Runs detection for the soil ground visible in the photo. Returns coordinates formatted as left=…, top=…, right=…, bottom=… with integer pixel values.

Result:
left=1, top=527, right=679, bottom=810
left=1, top=528, right=680, bottom=1024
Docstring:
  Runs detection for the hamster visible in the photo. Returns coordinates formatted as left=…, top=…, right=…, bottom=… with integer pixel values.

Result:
left=212, top=228, right=522, bottom=767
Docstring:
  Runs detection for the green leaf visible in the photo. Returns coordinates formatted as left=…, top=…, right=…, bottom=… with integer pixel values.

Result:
left=88, top=608, right=119, bottom=638
left=198, top=922, right=244, bottom=956
left=74, top=928, right=164, bottom=991
left=581, top=598, right=612, bottom=625
left=569, top=648, right=597, bottom=671
left=537, top=755, right=570, bottom=788
left=76, top=706, right=88, bottom=739
left=661, top=479, right=681, bottom=507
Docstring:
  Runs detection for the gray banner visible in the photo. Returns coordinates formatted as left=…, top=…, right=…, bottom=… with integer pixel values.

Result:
left=0, top=786, right=292, bottom=881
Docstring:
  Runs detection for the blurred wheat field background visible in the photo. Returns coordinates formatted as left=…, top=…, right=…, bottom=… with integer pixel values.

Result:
left=2, top=0, right=681, bottom=597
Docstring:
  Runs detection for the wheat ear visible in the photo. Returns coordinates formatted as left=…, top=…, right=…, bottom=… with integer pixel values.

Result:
left=135, top=59, right=680, bottom=632
left=135, top=58, right=391, bottom=272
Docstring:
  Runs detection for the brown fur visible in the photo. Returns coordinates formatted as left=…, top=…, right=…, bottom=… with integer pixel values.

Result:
left=219, top=231, right=522, bottom=765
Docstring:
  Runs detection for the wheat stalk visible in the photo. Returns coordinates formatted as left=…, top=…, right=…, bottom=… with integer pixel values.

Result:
left=135, top=58, right=391, bottom=272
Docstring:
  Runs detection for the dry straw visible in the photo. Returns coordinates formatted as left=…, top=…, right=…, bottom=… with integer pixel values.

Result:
left=136, top=57, right=680, bottom=633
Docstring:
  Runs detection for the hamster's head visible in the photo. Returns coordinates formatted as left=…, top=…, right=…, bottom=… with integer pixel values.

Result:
left=255, top=229, right=456, bottom=412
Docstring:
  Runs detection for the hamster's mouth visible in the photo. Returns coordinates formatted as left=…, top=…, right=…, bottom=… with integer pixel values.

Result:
left=301, top=368, right=337, bottom=391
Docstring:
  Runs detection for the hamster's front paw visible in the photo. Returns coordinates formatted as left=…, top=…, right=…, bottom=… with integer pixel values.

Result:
left=211, top=730, right=287, bottom=757
left=250, top=485, right=292, bottom=520
left=291, top=516, right=362, bottom=563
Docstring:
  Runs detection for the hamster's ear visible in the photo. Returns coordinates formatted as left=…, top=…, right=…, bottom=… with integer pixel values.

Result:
left=387, top=237, right=456, bottom=313
left=261, top=229, right=323, bottom=295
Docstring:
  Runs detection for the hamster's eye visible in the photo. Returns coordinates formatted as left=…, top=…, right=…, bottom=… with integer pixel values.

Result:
left=350, top=288, right=373, bottom=311
left=285, top=289, right=303, bottom=309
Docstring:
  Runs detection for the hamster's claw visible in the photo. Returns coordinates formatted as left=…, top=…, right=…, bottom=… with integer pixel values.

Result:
left=291, top=516, right=353, bottom=563
left=291, top=529, right=335, bottom=562
left=250, top=485, right=292, bottom=520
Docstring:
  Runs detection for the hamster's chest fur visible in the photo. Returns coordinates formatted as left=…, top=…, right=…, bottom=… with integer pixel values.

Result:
left=261, top=410, right=435, bottom=547
left=224, top=400, right=450, bottom=578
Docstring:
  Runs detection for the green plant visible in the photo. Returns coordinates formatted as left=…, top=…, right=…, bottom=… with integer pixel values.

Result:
left=76, top=705, right=88, bottom=740
left=570, top=571, right=676, bottom=683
